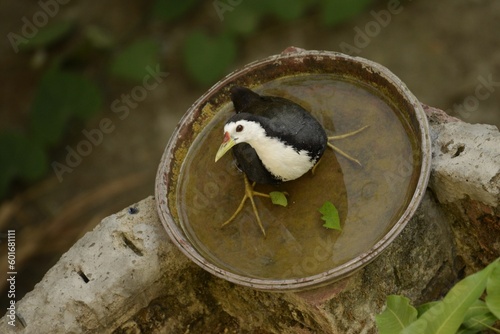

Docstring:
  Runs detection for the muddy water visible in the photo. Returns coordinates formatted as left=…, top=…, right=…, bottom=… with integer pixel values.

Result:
left=176, top=74, right=418, bottom=280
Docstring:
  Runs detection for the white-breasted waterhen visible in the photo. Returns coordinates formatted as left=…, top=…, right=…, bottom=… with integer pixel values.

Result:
left=215, top=86, right=367, bottom=236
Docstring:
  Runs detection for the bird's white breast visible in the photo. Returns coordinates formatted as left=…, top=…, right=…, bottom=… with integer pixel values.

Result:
left=257, top=139, right=313, bottom=181
left=244, top=124, right=314, bottom=181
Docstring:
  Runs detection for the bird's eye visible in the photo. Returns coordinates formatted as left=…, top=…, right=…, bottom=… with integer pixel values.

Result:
left=236, top=125, right=244, bottom=132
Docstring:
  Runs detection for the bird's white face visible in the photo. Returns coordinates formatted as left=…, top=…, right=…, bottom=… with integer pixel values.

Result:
left=223, top=120, right=265, bottom=145
left=214, top=120, right=266, bottom=162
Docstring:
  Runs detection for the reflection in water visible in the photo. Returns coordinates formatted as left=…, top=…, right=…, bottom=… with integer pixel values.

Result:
left=176, top=74, right=418, bottom=280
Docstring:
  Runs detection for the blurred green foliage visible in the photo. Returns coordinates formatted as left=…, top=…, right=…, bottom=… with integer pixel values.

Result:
left=183, top=31, right=237, bottom=86
left=110, top=38, right=160, bottom=82
left=31, top=68, right=102, bottom=147
left=321, top=0, right=373, bottom=25
left=0, top=22, right=160, bottom=197
left=0, top=66, right=103, bottom=197
left=158, top=0, right=373, bottom=86
left=19, top=20, right=75, bottom=51
left=151, top=0, right=202, bottom=22
left=0, top=132, right=47, bottom=197
left=0, top=0, right=372, bottom=198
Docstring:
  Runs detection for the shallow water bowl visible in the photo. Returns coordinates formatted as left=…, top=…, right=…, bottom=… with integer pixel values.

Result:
left=155, top=48, right=431, bottom=291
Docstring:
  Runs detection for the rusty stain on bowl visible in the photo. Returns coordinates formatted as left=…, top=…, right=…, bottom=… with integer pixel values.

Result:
left=155, top=49, right=431, bottom=291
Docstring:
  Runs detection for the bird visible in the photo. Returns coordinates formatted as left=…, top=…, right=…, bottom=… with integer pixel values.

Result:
left=215, top=86, right=367, bottom=236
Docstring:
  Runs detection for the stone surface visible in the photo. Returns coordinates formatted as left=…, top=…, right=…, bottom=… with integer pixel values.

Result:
left=1, top=107, right=499, bottom=333
left=429, top=118, right=499, bottom=207
left=425, top=105, right=500, bottom=273
left=0, top=198, right=193, bottom=333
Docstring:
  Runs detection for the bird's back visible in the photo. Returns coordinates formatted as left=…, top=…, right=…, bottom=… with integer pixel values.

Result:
left=256, top=96, right=327, bottom=158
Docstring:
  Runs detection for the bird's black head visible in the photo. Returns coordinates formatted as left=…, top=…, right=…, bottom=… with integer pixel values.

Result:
left=230, top=86, right=262, bottom=113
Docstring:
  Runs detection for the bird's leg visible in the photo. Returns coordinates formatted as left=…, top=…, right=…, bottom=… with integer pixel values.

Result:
left=328, top=125, right=369, bottom=140
left=327, top=143, right=362, bottom=166
left=221, top=174, right=270, bottom=237
left=311, top=157, right=323, bottom=175
left=327, top=125, right=369, bottom=166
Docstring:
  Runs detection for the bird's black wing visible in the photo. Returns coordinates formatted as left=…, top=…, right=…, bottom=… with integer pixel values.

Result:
left=256, top=96, right=328, bottom=159
left=232, top=143, right=280, bottom=185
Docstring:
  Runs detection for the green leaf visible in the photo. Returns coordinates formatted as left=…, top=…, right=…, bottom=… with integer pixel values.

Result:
left=486, top=260, right=500, bottom=319
left=110, top=39, right=159, bottom=82
left=265, top=0, right=312, bottom=21
left=244, top=0, right=275, bottom=13
left=19, top=140, right=48, bottom=182
left=183, top=30, right=236, bottom=86
left=0, top=133, right=23, bottom=197
left=401, top=260, right=498, bottom=334
left=460, top=300, right=497, bottom=332
left=320, top=0, right=373, bottom=26
left=223, top=5, right=261, bottom=36
left=30, top=68, right=102, bottom=147
left=151, top=0, right=201, bottom=22
left=417, top=301, right=440, bottom=317
left=84, top=25, right=114, bottom=49
left=20, top=20, right=75, bottom=50
left=456, top=328, right=480, bottom=334
left=0, top=132, right=48, bottom=197
left=462, top=300, right=492, bottom=324
left=269, top=191, right=288, bottom=207
left=376, top=295, right=418, bottom=334
left=319, top=201, right=341, bottom=230
left=456, top=328, right=483, bottom=334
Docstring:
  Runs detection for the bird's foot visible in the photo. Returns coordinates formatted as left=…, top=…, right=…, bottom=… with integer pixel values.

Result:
left=221, top=174, right=270, bottom=237
left=327, top=125, right=369, bottom=166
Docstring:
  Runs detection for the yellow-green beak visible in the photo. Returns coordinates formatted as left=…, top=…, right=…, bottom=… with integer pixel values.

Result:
left=215, top=132, right=236, bottom=162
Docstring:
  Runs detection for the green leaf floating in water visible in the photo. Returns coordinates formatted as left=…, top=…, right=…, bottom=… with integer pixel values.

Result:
left=319, top=201, right=341, bottom=231
left=269, top=191, right=287, bottom=207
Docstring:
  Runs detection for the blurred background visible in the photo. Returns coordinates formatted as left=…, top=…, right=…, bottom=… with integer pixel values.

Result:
left=0, top=0, right=499, bottom=310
